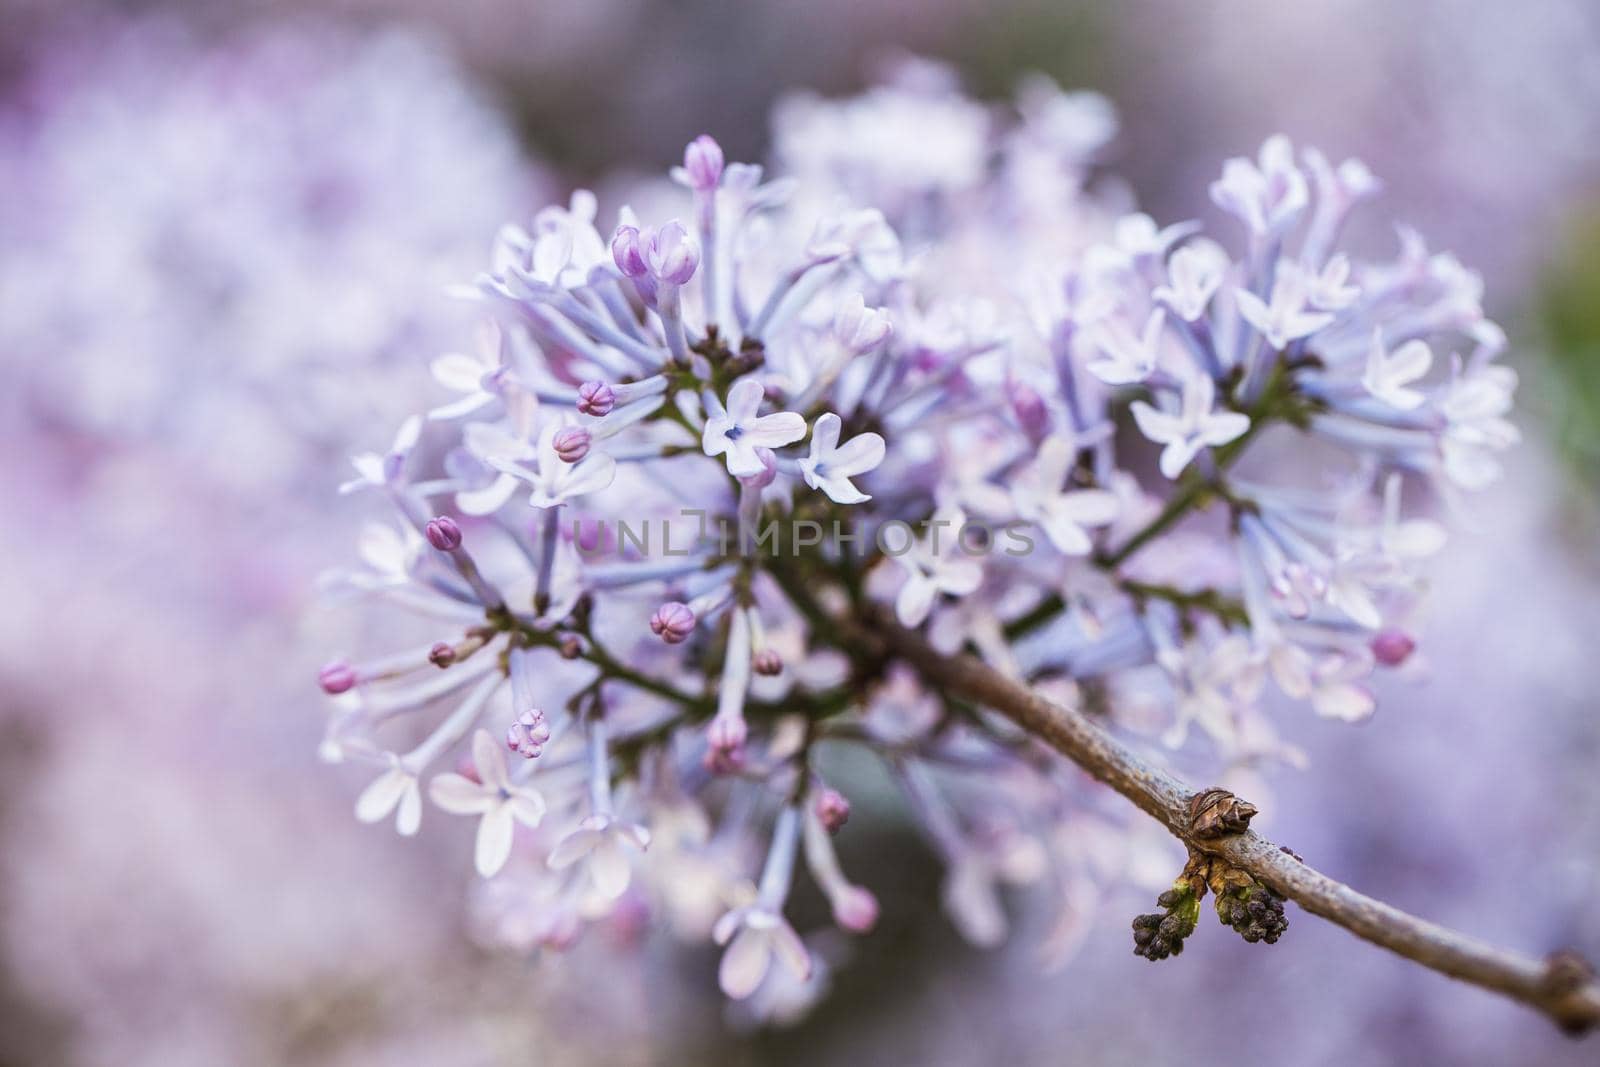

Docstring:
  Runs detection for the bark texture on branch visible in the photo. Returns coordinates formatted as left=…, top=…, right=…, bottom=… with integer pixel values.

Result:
left=868, top=614, right=1600, bottom=1036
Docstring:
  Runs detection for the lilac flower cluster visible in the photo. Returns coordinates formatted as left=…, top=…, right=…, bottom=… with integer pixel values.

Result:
left=318, top=68, right=1516, bottom=1018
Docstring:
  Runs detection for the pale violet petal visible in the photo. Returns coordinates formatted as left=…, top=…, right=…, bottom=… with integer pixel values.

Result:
left=429, top=773, right=496, bottom=815
left=474, top=805, right=516, bottom=877
left=718, top=928, right=772, bottom=1000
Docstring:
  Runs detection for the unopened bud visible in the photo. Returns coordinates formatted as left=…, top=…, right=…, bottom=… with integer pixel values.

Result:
left=552, top=426, right=592, bottom=464
left=831, top=885, right=879, bottom=933
left=643, top=221, right=700, bottom=286
left=1188, top=787, right=1257, bottom=839
left=1370, top=628, right=1416, bottom=667
left=425, top=515, right=462, bottom=552
left=1008, top=380, right=1050, bottom=441
left=576, top=380, right=616, bottom=417
left=558, top=634, right=584, bottom=659
left=815, top=787, right=851, bottom=834
left=683, top=134, right=724, bottom=192
left=752, top=649, right=783, bottom=677
left=428, top=642, right=457, bottom=668
left=318, top=661, right=357, bottom=695
left=649, top=601, right=696, bottom=644
left=611, top=225, right=647, bottom=278
left=707, top=713, right=747, bottom=755
left=702, top=743, right=745, bottom=775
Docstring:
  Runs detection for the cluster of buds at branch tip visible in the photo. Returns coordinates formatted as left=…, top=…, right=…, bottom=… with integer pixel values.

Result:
left=1132, top=881, right=1201, bottom=961
left=1214, top=878, right=1289, bottom=945
left=1134, top=844, right=1294, bottom=959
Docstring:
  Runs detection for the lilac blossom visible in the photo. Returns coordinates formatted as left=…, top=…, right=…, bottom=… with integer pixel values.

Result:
left=315, top=71, right=1517, bottom=1020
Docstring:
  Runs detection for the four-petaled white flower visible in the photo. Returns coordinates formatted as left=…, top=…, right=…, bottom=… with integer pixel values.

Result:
left=800, top=413, right=886, bottom=504
left=1209, top=134, right=1308, bottom=237
left=356, top=754, right=423, bottom=836
left=547, top=813, right=652, bottom=900
left=1362, top=330, right=1433, bottom=410
left=429, top=730, right=548, bottom=878
left=498, top=190, right=610, bottom=297
left=713, top=903, right=812, bottom=1000
left=428, top=324, right=508, bottom=421
left=1305, top=147, right=1380, bottom=212
left=339, top=415, right=421, bottom=495
left=1108, top=213, right=1202, bottom=265
left=1153, top=242, right=1227, bottom=321
left=492, top=422, right=617, bottom=508
left=1303, top=254, right=1360, bottom=310
left=1274, top=646, right=1376, bottom=723
left=702, top=378, right=807, bottom=478
left=890, top=506, right=984, bottom=627
left=1235, top=264, right=1336, bottom=350
left=1011, top=436, right=1119, bottom=555
left=1378, top=474, right=1446, bottom=564
left=831, top=293, right=893, bottom=354
left=1130, top=372, right=1250, bottom=479
left=1438, top=361, right=1519, bottom=490
left=1087, top=308, right=1165, bottom=385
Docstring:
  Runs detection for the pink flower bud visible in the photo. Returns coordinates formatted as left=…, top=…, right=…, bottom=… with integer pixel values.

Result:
left=425, top=515, right=462, bottom=551
left=429, top=642, right=457, bottom=668
left=702, top=742, right=745, bottom=776
left=1008, top=380, right=1050, bottom=441
left=649, top=601, right=696, bottom=644
left=752, top=649, right=783, bottom=677
left=707, top=713, right=747, bottom=756
left=576, top=380, right=616, bottom=417
left=611, top=225, right=647, bottom=277
left=318, top=661, right=357, bottom=695
left=815, top=787, right=851, bottom=834
left=552, top=426, right=592, bottom=463
left=558, top=634, right=584, bottom=659
left=683, top=134, right=724, bottom=192
left=1371, top=628, right=1416, bottom=667
left=831, top=885, right=879, bottom=933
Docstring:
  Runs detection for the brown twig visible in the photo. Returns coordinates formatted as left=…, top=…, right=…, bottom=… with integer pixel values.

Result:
left=863, top=612, right=1600, bottom=1036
